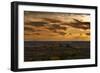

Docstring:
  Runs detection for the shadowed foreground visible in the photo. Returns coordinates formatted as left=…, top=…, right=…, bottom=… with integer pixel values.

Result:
left=24, top=41, right=90, bottom=62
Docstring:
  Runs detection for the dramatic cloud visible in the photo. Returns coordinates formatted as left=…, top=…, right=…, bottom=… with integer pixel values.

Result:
left=57, top=31, right=66, bottom=35
left=24, top=26, right=44, bottom=33
left=62, top=18, right=90, bottom=30
left=43, top=18, right=62, bottom=23
left=86, top=32, right=90, bottom=36
left=24, top=11, right=90, bottom=41
left=26, top=21, right=48, bottom=27
left=51, top=24, right=67, bottom=30
left=24, top=27, right=35, bottom=32
left=47, top=24, right=67, bottom=31
left=33, top=33, right=41, bottom=35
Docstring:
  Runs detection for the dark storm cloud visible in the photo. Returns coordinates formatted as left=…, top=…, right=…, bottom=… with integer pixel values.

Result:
left=25, top=21, right=48, bottom=27
left=24, top=27, right=35, bottom=32
left=47, top=27, right=57, bottom=32
left=70, top=23, right=90, bottom=30
left=46, top=25, right=67, bottom=36
left=42, top=18, right=90, bottom=30
left=62, top=19, right=90, bottom=30
left=43, top=18, right=62, bottom=23
left=47, top=24, right=67, bottom=31
left=57, top=31, right=66, bottom=35
left=33, top=33, right=41, bottom=35
left=24, top=27, right=42, bottom=33
left=74, top=23, right=89, bottom=30
left=86, top=32, right=90, bottom=35
left=51, top=24, right=67, bottom=30
left=72, top=18, right=82, bottom=23
left=24, top=33, right=32, bottom=35
left=44, top=23, right=67, bottom=36
left=47, top=28, right=66, bottom=36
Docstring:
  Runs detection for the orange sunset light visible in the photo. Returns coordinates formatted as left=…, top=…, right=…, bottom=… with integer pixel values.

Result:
left=24, top=11, right=90, bottom=41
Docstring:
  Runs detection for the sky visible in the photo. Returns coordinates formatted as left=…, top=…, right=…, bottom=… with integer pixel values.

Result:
left=24, top=11, right=90, bottom=41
